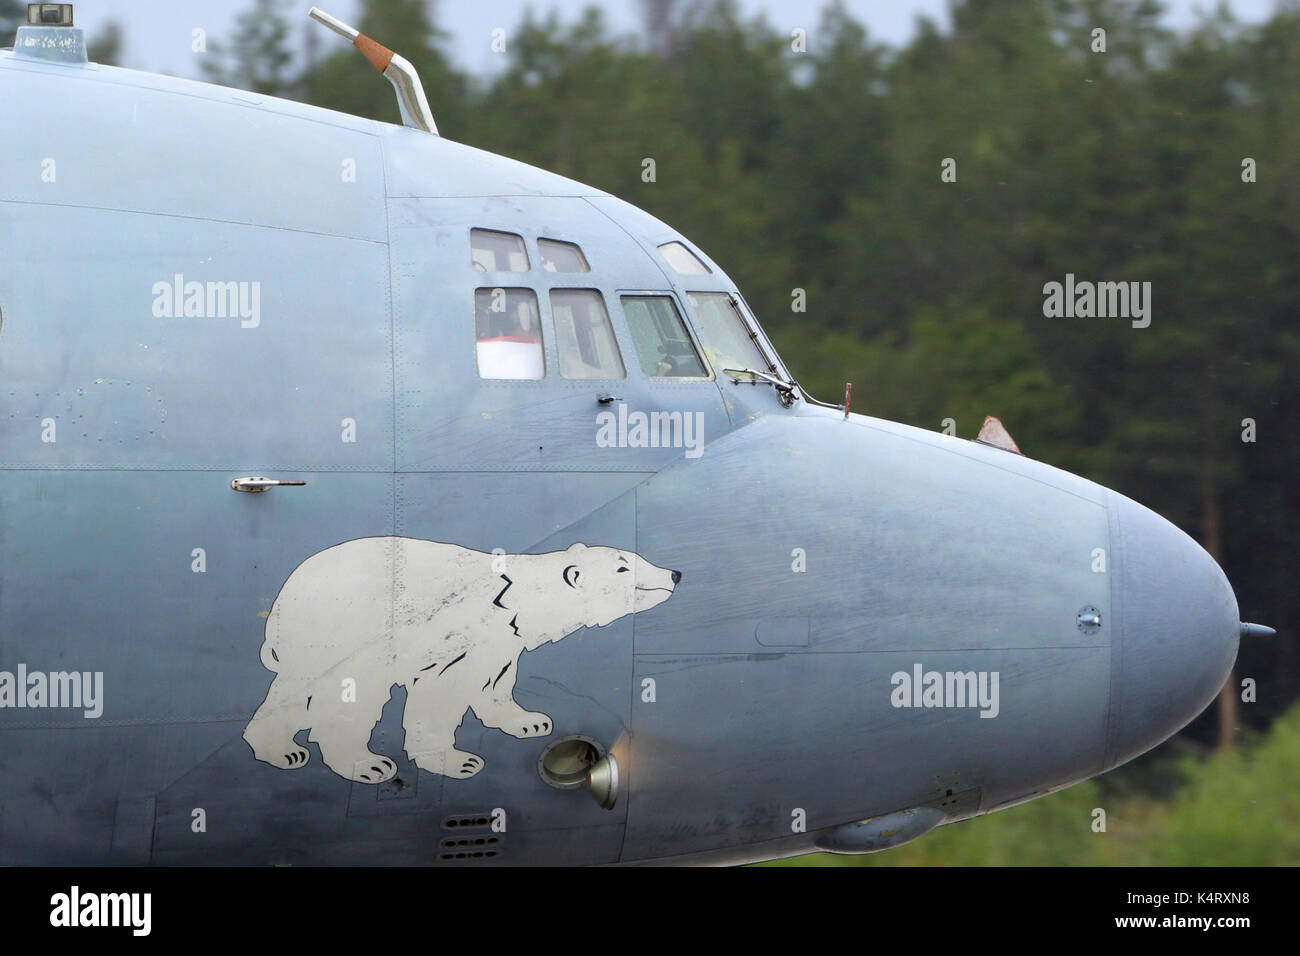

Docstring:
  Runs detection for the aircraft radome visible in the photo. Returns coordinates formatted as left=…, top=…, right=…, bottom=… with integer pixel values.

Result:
left=0, top=3, right=1275, bottom=865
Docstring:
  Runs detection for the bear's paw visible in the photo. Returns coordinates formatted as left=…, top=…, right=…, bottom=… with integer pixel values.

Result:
left=351, top=755, right=398, bottom=784
left=412, top=749, right=485, bottom=778
left=504, top=712, right=553, bottom=739
left=255, top=745, right=311, bottom=770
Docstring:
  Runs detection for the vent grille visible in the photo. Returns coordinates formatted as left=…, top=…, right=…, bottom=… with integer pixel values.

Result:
left=441, top=812, right=493, bottom=830
left=439, top=848, right=499, bottom=861
left=440, top=834, right=502, bottom=850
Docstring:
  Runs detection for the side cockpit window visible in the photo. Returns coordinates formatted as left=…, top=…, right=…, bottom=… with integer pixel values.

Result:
left=472, top=229, right=530, bottom=272
left=476, top=287, right=544, bottom=380
left=657, top=241, right=710, bottom=276
left=539, top=238, right=590, bottom=273
left=621, top=295, right=708, bottom=379
left=552, top=290, right=625, bottom=380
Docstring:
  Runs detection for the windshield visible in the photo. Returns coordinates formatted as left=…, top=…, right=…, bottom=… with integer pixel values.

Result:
left=686, top=292, right=780, bottom=377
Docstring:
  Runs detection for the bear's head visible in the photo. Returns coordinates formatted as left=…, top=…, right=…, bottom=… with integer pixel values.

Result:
left=559, top=543, right=681, bottom=630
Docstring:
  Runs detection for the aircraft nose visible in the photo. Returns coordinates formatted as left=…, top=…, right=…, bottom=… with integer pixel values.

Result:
left=1105, top=491, right=1240, bottom=769
left=671, top=570, right=682, bottom=585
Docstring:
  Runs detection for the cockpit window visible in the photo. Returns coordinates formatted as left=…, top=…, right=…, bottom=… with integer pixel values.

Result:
left=621, top=295, right=708, bottom=378
left=657, top=241, right=711, bottom=275
left=552, top=290, right=625, bottom=380
left=471, top=229, right=530, bottom=272
left=538, top=238, right=590, bottom=273
left=475, top=287, right=544, bottom=380
left=686, top=292, right=772, bottom=375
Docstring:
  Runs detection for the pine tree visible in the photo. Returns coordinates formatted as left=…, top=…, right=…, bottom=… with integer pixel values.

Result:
left=200, top=0, right=295, bottom=96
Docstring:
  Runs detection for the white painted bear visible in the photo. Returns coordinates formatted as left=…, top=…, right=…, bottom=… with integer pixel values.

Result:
left=243, top=538, right=680, bottom=783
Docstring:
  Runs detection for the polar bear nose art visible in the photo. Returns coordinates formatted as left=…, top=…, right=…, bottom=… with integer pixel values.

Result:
left=244, top=537, right=682, bottom=785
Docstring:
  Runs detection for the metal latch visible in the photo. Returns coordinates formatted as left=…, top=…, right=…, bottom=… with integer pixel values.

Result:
left=230, top=477, right=307, bottom=493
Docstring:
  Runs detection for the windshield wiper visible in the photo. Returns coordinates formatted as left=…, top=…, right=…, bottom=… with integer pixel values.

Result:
left=722, top=367, right=798, bottom=406
left=724, top=367, right=850, bottom=414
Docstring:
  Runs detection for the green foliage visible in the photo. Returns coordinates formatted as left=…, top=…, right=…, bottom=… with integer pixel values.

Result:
left=1145, top=705, right=1300, bottom=865
left=0, top=0, right=24, bottom=48
left=200, top=0, right=294, bottom=95
left=87, top=20, right=122, bottom=66
left=779, top=305, right=1084, bottom=465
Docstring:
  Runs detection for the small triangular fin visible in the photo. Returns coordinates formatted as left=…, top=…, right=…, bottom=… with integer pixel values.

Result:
left=975, top=416, right=1022, bottom=455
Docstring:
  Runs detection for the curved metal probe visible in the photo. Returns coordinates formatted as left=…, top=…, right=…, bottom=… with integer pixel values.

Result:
left=308, top=7, right=438, bottom=135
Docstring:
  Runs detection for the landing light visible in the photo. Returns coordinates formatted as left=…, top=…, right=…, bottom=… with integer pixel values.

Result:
left=538, top=736, right=620, bottom=810
left=585, top=754, right=619, bottom=811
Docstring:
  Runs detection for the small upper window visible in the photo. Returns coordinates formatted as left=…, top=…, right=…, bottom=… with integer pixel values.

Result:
left=686, top=292, right=772, bottom=374
left=552, top=290, right=625, bottom=380
left=471, top=229, right=530, bottom=272
left=658, top=241, right=710, bottom=276
left=475, top=287, right=544, bottom=380
left=538, top=238, right=590, bottom=273
left=621, top=295, right=708, bottom=378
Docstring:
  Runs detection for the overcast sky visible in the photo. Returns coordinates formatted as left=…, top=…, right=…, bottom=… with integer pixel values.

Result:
left=58, top=0, right=1286, bottom=78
